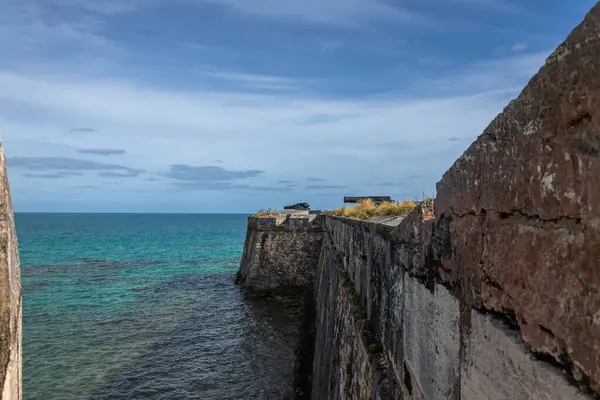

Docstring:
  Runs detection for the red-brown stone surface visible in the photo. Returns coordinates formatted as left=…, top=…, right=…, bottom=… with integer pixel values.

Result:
left=435, top=2, right=600, bottom=394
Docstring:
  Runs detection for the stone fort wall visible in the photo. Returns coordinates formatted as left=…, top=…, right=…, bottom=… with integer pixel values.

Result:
left=237, top=3, right=600, bottom=398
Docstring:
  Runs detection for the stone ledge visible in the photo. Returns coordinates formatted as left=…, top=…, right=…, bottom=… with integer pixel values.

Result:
left=249, top=213, right=325, bottom=231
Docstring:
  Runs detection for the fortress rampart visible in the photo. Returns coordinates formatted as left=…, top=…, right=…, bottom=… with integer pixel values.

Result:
left=236, top=4, right=600, bottom=398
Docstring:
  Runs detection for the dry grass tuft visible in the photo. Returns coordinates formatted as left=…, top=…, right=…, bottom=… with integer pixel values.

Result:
left=252, top=209, right=281, bottom=217
left=329, top=198, right=417, bottom=220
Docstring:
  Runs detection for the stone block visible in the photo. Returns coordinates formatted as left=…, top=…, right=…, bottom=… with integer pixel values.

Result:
left=462, top=311, right=591, bottom=400
left=403, top=276, right=460, bottom=400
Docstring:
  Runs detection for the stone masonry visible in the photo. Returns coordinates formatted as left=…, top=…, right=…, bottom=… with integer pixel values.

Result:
left=0, top=142, right=22, bottom=400
left=310, top=205, right=594, bottom=399
left=237, top=3, right=600, bottom=399
left=235, top=213, right=325, bottom=296
left=436, top=2, right=600, bottom=393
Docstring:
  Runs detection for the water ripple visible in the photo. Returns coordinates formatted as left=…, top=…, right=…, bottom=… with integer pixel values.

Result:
left=24, top=274, right=299, bottom=400
left=18, top=214, right=295, bottom=400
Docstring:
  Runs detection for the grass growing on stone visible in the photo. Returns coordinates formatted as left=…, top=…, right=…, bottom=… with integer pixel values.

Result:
left=338, top=256, right=382, bottom=355
left=252, top=209, right=280, bottom=217
left=329, top=198, right=417, bottom=220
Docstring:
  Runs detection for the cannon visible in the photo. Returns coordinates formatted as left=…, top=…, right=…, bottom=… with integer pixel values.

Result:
left=343, top=196, right=392, bottom=205
left=284, top=202, right=310, bottom=210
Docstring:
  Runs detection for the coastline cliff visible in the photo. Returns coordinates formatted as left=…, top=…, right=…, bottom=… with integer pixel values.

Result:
left=235, top=3, right=600, bottom=399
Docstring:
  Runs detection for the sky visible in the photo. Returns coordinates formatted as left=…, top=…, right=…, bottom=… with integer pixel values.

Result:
left=0, top=0, right=596, bottom=213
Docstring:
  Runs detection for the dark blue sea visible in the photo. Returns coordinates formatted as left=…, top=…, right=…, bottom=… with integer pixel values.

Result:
left=16, top=213, right=299, bottom=400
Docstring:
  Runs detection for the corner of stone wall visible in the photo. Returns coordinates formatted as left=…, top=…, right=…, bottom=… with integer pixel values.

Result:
left=314, top=174, right=597, bottom=399
left=235, top=213, right=325, bottom=297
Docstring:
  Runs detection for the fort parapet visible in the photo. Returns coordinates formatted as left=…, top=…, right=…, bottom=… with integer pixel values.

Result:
left=235, top=3, right=600, bottom=398
left=235, top=213, right=325, bottom=296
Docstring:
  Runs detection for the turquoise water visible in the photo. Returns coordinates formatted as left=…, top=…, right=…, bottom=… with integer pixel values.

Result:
left=16, top=213, right=299, bottom=400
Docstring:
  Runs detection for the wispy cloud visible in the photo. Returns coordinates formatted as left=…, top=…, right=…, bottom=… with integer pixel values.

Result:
left=428, top=51, right=548, bottom=95
left=379, top=182, right=404, bottom=186
left=8, top=157, right=144, bottom=176
left=0, top=0, right=120, bottom=69
left=78, top=148, right=126, bottom=155
left=1, top=48, right=545, bottom=204
left=69, top=128, right=96, bottom=133
left=163, top=165, right=296, bottom=191
left=512, top=42, right=528, bottom=52
left=0, top=15, right=553, bottom=210
left=440, top=0, right=521, bottom=14
left=194, top=0, right=417, bottom=27
left=174, top=181, right=291, bottom=192
left=99, top=170, right=139, bottom=178
left=0, top=2, right=114, bottom=51
left=165, top=164, right=263, bottom=182
left=198, top=71, right=298, bottom=91
left=0, top=70, right=505, bottom=143
left=49, top=0, right=156, bottom=15
left=23, top=172, right=82, bottom=179
left=305, top=185, right=348, bottom=190
left=74, top=185, right=100, bottom=189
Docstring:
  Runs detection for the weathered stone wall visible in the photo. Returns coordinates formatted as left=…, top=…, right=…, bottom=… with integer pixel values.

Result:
left=237, top=3, right=600, bottom=399
left=235, top=213, right=325, bottom=296
left=0, top=143, right=22, bottom=400
left=311, top=231, right=400, bottom=400
left=435, top=2, right=600, bottom=395
left=311, top=218, right=411, bottom=400
left=308, top=4, right=600, bottom=399
left=312, top=204, right=591, bottom=399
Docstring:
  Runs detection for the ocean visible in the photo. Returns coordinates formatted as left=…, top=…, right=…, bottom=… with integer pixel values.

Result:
left=16, top=213, right=299, bottom=400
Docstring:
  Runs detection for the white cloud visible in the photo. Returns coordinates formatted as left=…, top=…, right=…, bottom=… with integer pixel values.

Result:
left=512, top=42, right=529, bottom=52
left=0, top=48, right=547, bottom=211
left=428, top=51, right=547, bottom=95
left=3, top=0, right=419, bottom=33
left=0, top=0, right=118, bottom=60
left=195, top=71, right=299, bottom=91
left=193, top=0, right=418, bottom=27
left=0, top=0, right=554, bottom=211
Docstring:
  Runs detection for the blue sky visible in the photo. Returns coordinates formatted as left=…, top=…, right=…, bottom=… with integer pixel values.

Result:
left=1, top=0, right=596, bottom=213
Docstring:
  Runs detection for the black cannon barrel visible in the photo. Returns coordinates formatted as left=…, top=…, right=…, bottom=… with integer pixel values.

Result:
left=284, top=202, right=310, bottom=210
left=344, top=196, right=392, bottom=204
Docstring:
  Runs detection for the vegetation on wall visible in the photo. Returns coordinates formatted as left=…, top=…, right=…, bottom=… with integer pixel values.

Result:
left=252, top=209, right=280, bottom=217
left=329, top=198, right=417, bottom=220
